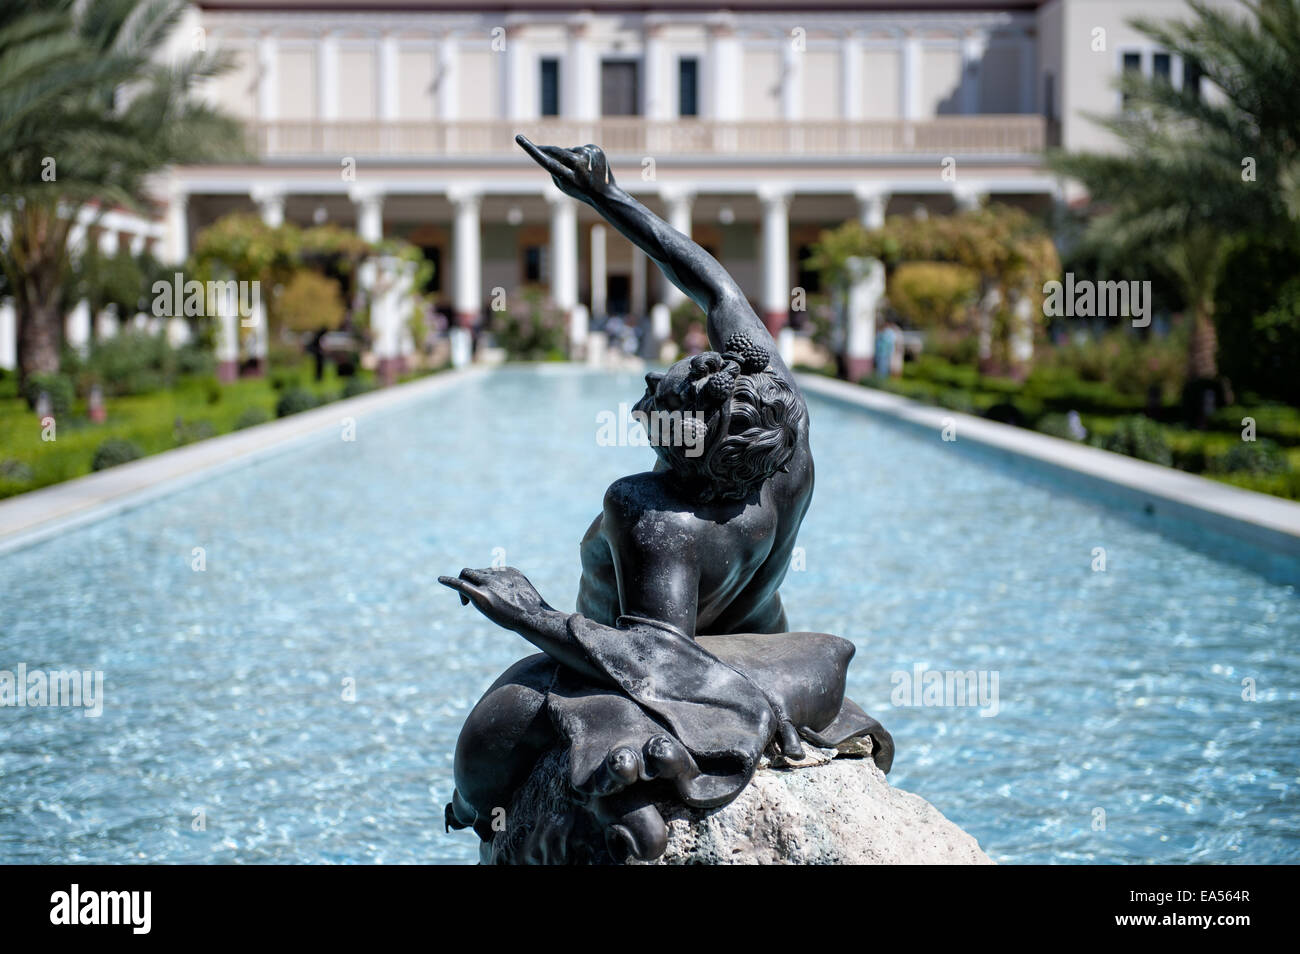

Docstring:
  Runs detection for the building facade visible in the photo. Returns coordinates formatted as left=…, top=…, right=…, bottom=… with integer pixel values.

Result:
left=0, top=0, right=1242, bottom=370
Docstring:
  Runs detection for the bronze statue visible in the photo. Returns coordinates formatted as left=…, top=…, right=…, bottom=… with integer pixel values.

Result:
left=439, top=136, right=893, bottom=864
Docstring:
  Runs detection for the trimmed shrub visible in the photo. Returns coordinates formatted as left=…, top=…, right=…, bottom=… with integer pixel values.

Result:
left=91, top=439, right=143, bottom=471
left=234, top=407, right=271, bottom=430
left=983, top=401, right=1026, bottom=427
left=23, top=373, right=75, bottom=416
left=0, top=459, right=34, bottom=483
left=175, top=344, right=216, bottom=378
left=341, top=374, right=375, bottom=399
left=1093, top=416, right=1173, bottom=466
left=1036, top=412, right=1087, bottom=442
left=1212, top=439, right=1292, bottom=476
left=174, top=418, right=216, bottom=446
left=275, top=388, right=318, bottom=418
left=84, top=331, right=170, bottom=396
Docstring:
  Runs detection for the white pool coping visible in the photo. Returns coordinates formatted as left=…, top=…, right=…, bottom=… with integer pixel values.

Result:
left=0, top=367, right=486, bottom=555
left=797, top=372, right=1300, bottom=561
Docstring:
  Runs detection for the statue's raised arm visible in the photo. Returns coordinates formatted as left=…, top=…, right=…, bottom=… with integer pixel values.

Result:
left=515, top=136, right=792, bottom=384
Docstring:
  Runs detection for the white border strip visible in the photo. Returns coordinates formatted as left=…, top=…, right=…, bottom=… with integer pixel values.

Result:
left=0, top=367, right=486, bottom=555
left=797, top=373, right=1300, bottom=559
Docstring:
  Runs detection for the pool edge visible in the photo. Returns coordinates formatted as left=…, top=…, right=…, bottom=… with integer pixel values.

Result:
left=796, top=372, right=1300, bottom=564
left=0, top=367, right=487, bottom=555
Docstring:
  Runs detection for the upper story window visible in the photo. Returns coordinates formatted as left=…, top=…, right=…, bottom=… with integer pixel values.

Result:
left=601, top=60, right=639, bottom=116
left=1183, top=58, right=1203, bottom=100
left=1121, top=50, right=1142, bottom=109
left=1120, top=49, right=1201, bottom=110
left=1152, top=52, right=1172, bottom=83
left=678, top=57, right=699, bottom=117
left=540, top=58, right=560, bottom=116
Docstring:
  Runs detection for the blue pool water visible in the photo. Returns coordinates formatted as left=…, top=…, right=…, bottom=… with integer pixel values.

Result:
left=1, top=367, right=1297, bottom=864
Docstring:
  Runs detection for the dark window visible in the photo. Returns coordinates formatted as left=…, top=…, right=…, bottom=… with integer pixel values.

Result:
left=540, top=59, right=560, bottom=116
left=1121, top=52, right=1142, bottom=108
left=601, top=60, right=640, bottom=116
left=1043, top=71, right=1056, bottom=122
left=524, top=246, right=546, bottom=284
left=1183, top=58, right=1203, bottom=100
left=606, top=274, right=630, bottom=316
left=1152, top=52, right=1171, bottom=83
left=796, top=244, right=822, bottom=295
left=419, top=246, right=441, bottom=294
left=678, top=57, right=699, bottom=117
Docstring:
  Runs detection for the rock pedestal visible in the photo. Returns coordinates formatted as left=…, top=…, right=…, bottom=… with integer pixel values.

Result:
left=482, top=742, right=992, bottom=865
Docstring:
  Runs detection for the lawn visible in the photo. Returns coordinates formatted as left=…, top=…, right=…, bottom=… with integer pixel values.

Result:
left=854, top=354, right=1300, bottom=501
left=0, top=361, right=375, bottom=500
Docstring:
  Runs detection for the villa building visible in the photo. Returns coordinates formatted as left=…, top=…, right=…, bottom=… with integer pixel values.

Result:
left=0, top=0, right=1240, bottom=371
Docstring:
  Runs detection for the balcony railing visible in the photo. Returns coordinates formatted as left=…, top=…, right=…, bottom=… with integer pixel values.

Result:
left=247, top=116, right=1046, bottom=160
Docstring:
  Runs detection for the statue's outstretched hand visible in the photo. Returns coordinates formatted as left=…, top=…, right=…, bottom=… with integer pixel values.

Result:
left=439, top=566, right=555, bottom=634
left=516, top=135, right=616, bottom=204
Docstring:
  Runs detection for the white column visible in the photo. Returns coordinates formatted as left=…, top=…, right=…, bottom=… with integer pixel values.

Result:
left=644, top=23, right=669, bottom=120
left=504, top=24, right=529, bottom=120
left=841, top=32, right=863, bottom=120
left=845, top=257, right=885, bottom=380
left=213, top=282, right=239, bottom=381
left=0, top=299, right=16, bottom=371
left=451, top=187, right=482, bottom=326
left=661, top=189, right=693, bottom=308
left=855, top=187, right=889, bottom=229
left=319, top=32, right=339, bottom=121
left=438, top=35, right=459, bottom=120
left=590, top=224, right=607, bottom=320
left=68, top=218, right=88, bottom=259
left=252, top=184, right=286, bottom=228
left=351, top=188, right=384, bottom=243
left=760, top=187, right=791, bottom=333
left=165, top=185, right=189, bottom=264
left=650, top=302, right=671, bottom=360
left=781, top=33, right=802, bottom=121
left=65, top=300, right=91, bottom=355
left=129, top=232, right=147, bottom=256
left=566, top=17, right=597, bottom=121
left=900, top=32, right=921, bottom=120
left=630, top=248, right=647, bottom=318
left=97, top=226, right=119, bottom=257
left=569, top=302, right=589, bottom=358
left=94, top=227, right=120, bottom=341
left=707, top=19, right=741, bottom=120
left=379, top=33, right=399, bottom=121
left=248, top=296, right=268, bottom=368
left=547, top=192, right=578, bottom=313
left=257, top=33, right=278, bottom=121
left=954, top=186, right=985, bottom=211
left=961, top=31, right=989, bottom=115
left=373, top=255, right=414, bottom=382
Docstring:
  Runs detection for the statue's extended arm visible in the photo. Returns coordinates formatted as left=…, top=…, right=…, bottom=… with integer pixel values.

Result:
left=440, top=567, right=613, bottom=685
left=515, top=136, right=784, bottom=369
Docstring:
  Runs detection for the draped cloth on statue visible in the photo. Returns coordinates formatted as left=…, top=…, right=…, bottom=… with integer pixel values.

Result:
left=545, top=614, right=885, bottom=810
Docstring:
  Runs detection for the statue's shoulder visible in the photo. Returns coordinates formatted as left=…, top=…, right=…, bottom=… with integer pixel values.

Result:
left=602, top=473, right=696, bottom=538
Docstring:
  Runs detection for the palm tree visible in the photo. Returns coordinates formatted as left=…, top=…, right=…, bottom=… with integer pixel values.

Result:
left=1050, top=0, right=1300, bottom=421
left=0, top=0, right=243, bottom=388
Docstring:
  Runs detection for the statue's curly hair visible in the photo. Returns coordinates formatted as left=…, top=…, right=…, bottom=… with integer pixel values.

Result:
left=659, top=366, right=805, bottom=503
